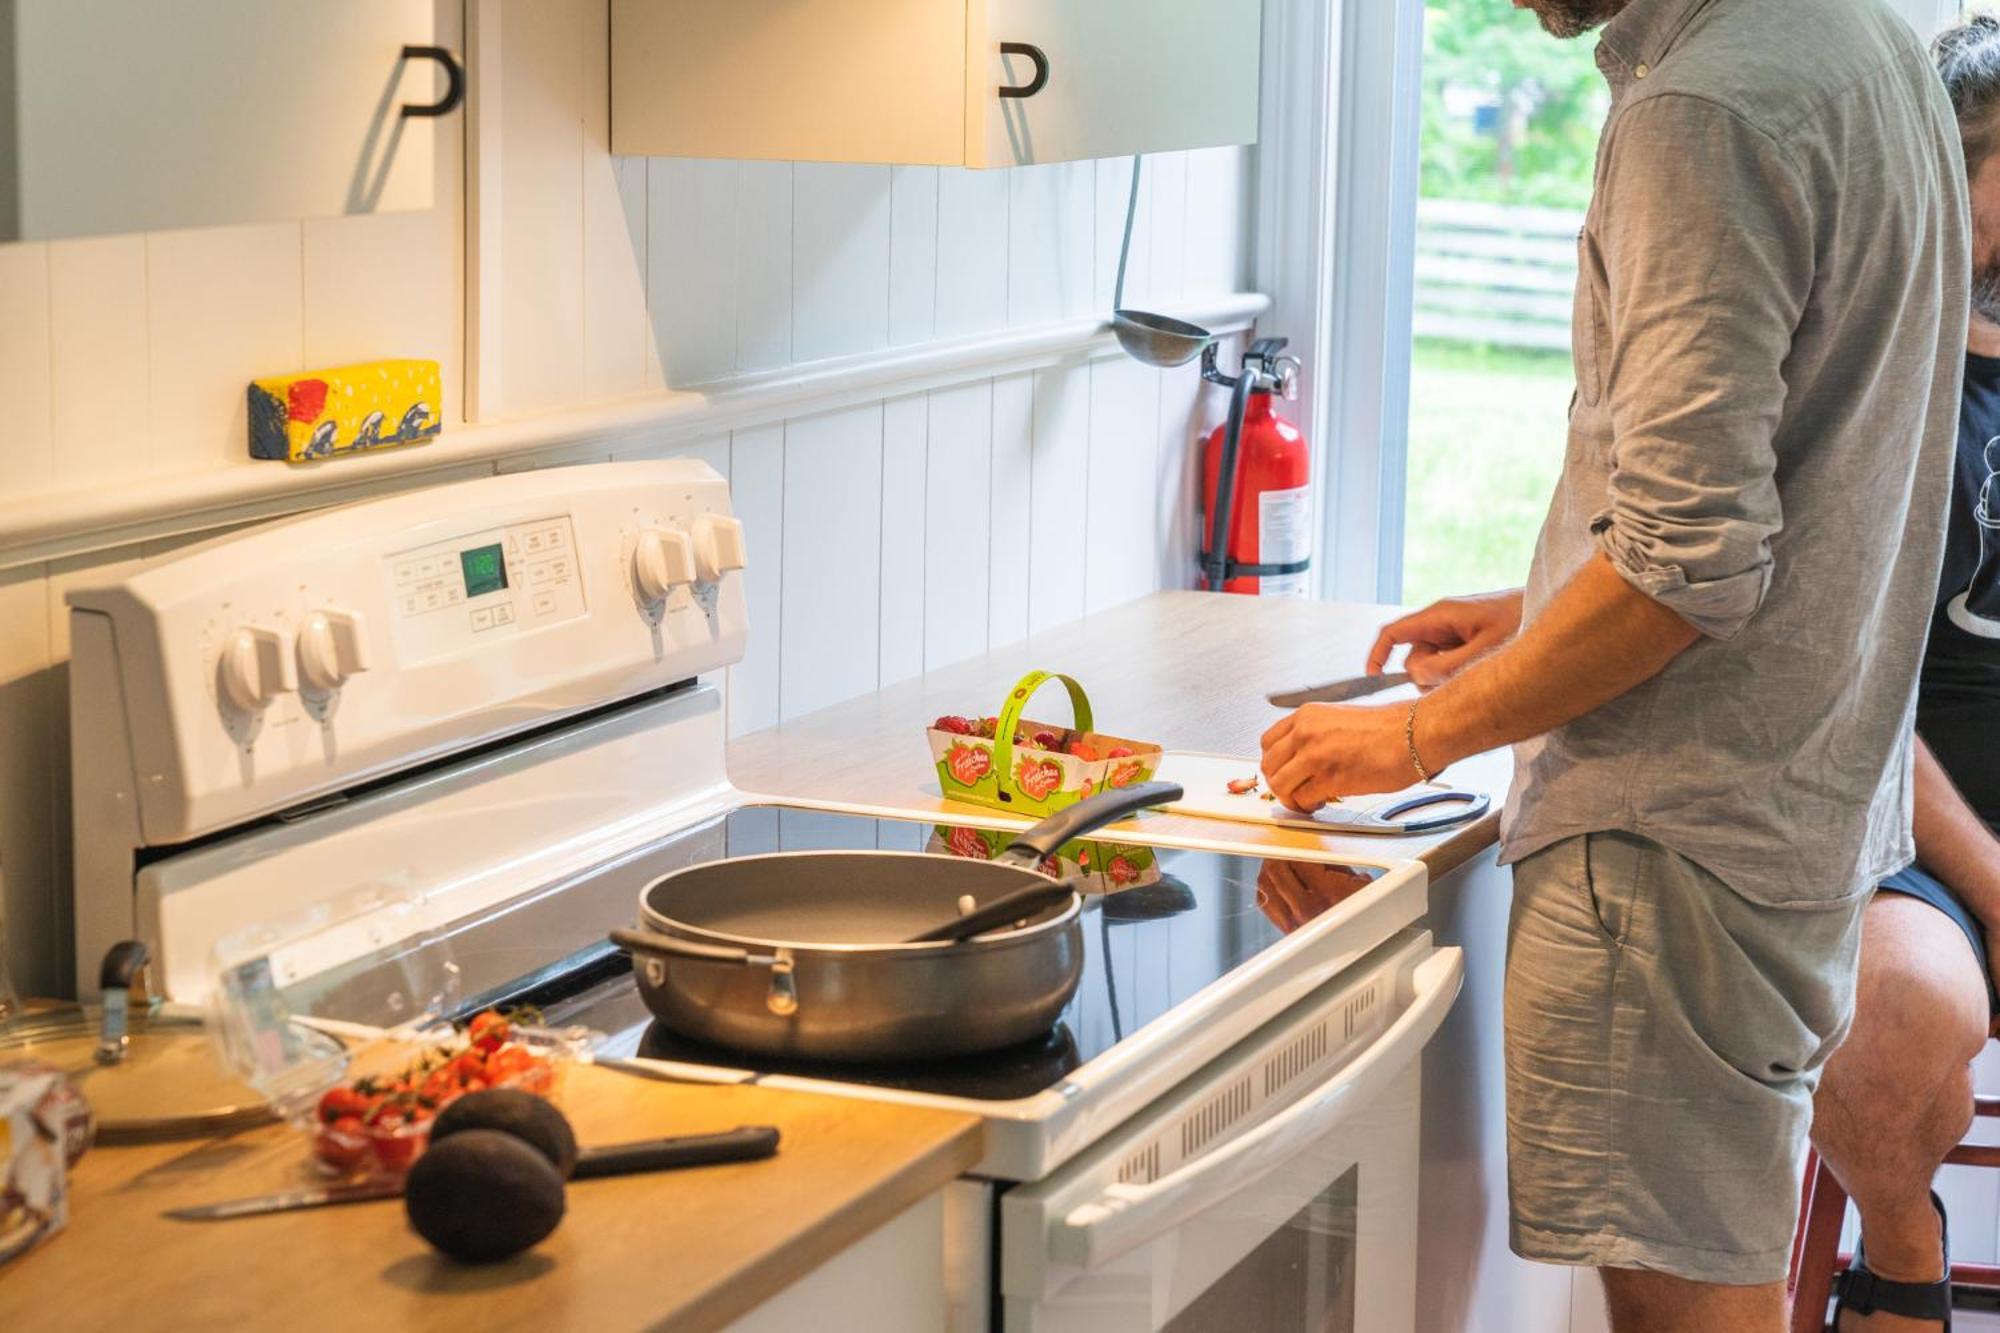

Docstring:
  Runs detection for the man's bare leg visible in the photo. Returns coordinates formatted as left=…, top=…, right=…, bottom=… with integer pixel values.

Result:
left=1811, top=894, right=1989, bottom=1330
left=1598, top=1268, right=1784, bottom=1332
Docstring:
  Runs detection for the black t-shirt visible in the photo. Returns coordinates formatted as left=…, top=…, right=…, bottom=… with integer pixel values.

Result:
left=1918, top=350, right=2000, bottom=824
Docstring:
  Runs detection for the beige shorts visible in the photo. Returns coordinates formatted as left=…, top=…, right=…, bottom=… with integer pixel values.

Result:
left=1505, top=830, right=1866, bottom=1285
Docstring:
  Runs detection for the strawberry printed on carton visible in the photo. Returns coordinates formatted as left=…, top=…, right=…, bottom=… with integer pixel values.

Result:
left=1015, top=755, right=1064, bottom=801
left=945, top=741, right=993, bottom=786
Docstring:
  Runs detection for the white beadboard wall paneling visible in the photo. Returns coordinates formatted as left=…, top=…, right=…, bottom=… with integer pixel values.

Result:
left=879, top=395, right=930, bottom=687
left=729, top=423, right=785, bottom=739
left=792, top=164, right=893, bottom=365
left=1146, top=152, right=1191, bottom=306
left=301, top=205, right=461, bottom=398
left=989, top=373, right=1035, bottom=647
left=924, top=381, right=996, bottom=670
left=779, top=405, right=884, bottom=718
left=146, top=224, right=305, bottom=472
left=611, top=430, right=733, bottom=480
left=0, top=245, right=53, bottom=496
left=47, top=236, right=150, bottom=486
left=0, top=562, right=56, bottom=998
left=1095, top=156, right=1153, bottom=311
left=1183, top=147, right=1255, bottom=298
left=0, top=294, right=1271, bottom=574
left=888, top=167, right=941, bottom=347
left=496, top=0, right=586, bottom=418
left=934, top=170, right=1012, bottom=341
left=1027, top=361, right=1093, bottom=634
left=735, top=163, right=795, bottom=373
left=649, top=158, right=739, bottom=387
left=1008, top=163, right=1096, bottom=327
left=1084, top=357, right=1164, bottom=614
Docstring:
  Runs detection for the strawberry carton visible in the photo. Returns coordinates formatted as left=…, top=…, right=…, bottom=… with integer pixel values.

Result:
left=927, top=670, right=1163, bottom=818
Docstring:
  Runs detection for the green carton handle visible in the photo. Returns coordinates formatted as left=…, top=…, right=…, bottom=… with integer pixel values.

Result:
left=990, top=670, right=1094, bottom=805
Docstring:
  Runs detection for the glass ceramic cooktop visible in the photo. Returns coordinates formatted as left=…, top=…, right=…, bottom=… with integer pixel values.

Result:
left=485, top=806, right=1388, bottom=1103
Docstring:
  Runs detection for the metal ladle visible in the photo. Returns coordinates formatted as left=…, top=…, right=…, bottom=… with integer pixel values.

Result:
left=1111, top=155, right=1215, bottom=368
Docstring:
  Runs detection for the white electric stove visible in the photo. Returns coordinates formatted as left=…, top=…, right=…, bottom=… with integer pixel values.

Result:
left=64, top=460, right=1461, bottom=1332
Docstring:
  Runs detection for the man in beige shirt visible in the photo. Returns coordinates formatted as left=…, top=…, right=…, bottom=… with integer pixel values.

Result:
left=1260, top=0, right=1969, bottom=1327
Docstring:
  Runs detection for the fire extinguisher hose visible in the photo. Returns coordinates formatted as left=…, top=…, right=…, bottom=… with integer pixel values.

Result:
left=1204, top=370, right=1254, bottom=590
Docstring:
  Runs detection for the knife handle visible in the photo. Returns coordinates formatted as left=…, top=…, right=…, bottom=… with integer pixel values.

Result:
left=571, top=1125, right=781, bottom=1179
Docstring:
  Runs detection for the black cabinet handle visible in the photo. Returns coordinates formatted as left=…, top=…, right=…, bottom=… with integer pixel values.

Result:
left=401, top=45, right=465, bottom=119
left=999, top=42, right=1050, bottom=99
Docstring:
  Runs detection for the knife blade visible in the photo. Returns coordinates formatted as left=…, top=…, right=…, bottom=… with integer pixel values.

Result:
left=1267, top=671, right=1413, bottom=709
left=164, top=1125, right=782, bottom=1221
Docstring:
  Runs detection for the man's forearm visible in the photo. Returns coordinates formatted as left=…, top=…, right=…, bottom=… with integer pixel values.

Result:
left=1913, top=736, right=2000, bottom=925
left=1416, top=552, right=1702, bottom=768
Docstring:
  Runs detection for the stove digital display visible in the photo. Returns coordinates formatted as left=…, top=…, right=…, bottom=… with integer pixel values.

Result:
left=460, top=543, right=508, bottom=600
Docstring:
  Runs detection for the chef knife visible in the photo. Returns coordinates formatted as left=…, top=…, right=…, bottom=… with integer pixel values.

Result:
left=164, top=1125, right=782, bottom=1220
left=1267, top=671, right=1413, bottom=709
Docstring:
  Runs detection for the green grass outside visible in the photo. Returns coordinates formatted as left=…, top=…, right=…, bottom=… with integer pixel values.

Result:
left=1401, top=337, right=1574, bottom=608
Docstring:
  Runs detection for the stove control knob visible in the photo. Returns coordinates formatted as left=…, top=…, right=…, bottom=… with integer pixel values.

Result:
left=692, top=515, right=746, bottom=585
left=218, top=627, right=296, bottom=713
left=297, top=610, right=372, bottom=694
left=633, top=528, right=696, bottom=607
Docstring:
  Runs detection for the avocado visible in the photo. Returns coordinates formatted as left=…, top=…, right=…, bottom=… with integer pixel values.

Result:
left=429, top=1089, right=580, bottom=1178
left=404, top=1129, right=566, bottom=1263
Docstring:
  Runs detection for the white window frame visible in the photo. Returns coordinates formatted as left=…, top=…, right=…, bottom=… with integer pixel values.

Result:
left=1259, top=0, right=1426, bottom=604
left=1281, top=0, right=1958, bottom=606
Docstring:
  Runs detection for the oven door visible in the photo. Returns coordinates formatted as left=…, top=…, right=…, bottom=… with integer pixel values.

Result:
left=1000, top=932, right=1462, bottom=1333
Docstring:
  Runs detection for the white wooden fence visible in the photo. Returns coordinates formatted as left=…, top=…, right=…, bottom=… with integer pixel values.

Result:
left=1413, top=198, right=1582, bottom=351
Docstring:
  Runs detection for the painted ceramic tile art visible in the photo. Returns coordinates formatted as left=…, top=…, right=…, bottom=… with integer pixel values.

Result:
left=248, top=359, right=442, bottom=462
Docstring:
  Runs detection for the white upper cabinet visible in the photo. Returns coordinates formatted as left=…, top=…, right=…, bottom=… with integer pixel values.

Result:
left=0, top=0, right=451, bottom=243
left=610, top=0, right=1261, bottom=168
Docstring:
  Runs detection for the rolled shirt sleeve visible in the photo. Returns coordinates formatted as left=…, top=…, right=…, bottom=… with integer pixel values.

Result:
left=1588, top=93, right=1815, bottom=640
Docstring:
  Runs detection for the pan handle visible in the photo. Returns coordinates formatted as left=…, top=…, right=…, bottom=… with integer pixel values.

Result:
left=611, top=926, right=759, bottom=966
left=609, top=928, right=800, bottom=1018
left=995, top=780, right=1185, bottom=869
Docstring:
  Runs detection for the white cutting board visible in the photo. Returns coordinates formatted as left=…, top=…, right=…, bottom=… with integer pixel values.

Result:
left=1153, top=751, right=1490, bottom=835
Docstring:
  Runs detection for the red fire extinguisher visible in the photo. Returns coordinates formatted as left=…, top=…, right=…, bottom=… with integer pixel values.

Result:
left=1200, top=337, right=1310, bottom=597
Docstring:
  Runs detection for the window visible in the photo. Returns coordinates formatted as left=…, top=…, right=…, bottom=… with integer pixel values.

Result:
left=1399, top=0, right=1604, bottom=607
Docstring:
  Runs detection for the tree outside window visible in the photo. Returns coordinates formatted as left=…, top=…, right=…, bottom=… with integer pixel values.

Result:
left=1403, top=0, right=1605, bottom=606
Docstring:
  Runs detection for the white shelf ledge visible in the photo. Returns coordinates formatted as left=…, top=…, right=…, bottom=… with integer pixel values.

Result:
left=0, top=293, right=1267, bottom=572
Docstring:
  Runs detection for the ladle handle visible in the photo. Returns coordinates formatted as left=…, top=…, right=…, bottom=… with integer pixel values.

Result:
left=905, top=880, right=1076, bottom=944
left=1113, top=153, right=1142, bottom=313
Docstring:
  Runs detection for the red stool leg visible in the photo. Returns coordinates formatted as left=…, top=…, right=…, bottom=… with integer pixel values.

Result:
left=1791, top=1152, right=1850, bottom=1333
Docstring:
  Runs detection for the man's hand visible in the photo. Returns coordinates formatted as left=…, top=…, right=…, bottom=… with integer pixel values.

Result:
left=1260, top=702, right=1417, bottom=813
left=1259, top=555, right=1698, bottom=813
left=1367, top=589, right=1525, bottom=687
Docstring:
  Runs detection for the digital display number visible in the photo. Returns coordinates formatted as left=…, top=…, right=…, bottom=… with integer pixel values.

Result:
left=460, top=543, right=508, bottom=599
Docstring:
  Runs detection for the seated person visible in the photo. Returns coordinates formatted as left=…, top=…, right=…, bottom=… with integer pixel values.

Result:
left=1809, top=17, right=2000, bottom=1329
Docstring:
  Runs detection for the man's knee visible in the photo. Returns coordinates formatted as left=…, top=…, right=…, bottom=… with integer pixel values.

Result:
left=1817, top=896, right=1987, bottom=1156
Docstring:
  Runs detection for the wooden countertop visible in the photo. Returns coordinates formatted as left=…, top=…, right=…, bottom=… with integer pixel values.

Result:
left=729, top=591, right=1510, bottom=878
left=0, top=1065, right=982, bottom=1333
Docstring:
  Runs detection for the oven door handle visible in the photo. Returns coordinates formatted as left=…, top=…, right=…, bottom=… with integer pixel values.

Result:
left=1050, top=946, right=1463, bottom=1270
